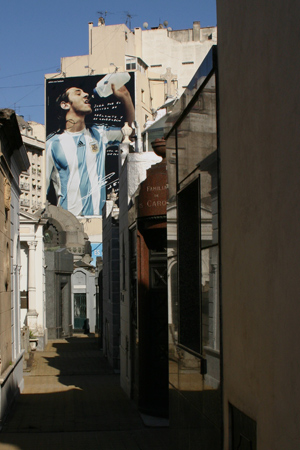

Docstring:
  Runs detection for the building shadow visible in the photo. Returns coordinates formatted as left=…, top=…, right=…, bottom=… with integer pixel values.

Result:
left=0, top=335, right=169, bottom=450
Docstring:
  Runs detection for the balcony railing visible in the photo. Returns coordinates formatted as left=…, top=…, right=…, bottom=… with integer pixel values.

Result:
left=20, top=182, right=30, bottom=191
left=20, top=199, right=30, bottom=207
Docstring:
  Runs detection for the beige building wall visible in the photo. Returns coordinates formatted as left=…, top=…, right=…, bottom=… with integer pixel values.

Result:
left=0, top=169, right=12, bottom=373
left=141, top=25, right=216, bottom=95
left=78, top=217, right=102, bottom=246
left=49, top=20, right=217, bottom=128
left=217, top=1, right=300, bottom=448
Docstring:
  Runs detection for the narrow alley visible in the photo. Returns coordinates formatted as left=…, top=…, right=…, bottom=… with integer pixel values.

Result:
left=0, top=335, right=170, bottom=450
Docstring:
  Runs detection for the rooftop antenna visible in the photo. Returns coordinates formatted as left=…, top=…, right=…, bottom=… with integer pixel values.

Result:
left=84, top=65, right=95, bottom=75
left=97, top=10, right=113, bottom=24
left=97, top=10, right=109, bottom=18
left=110, top=63, right=119, bottom=72
left=124, top=11, right=137, bottom=29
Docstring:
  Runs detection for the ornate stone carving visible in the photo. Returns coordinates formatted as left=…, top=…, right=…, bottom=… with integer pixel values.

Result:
left=151, top=138, right=166, bottom=159
left=28, top=241, right=38, bottom=251
left=121, top=122, right=132, bottom=144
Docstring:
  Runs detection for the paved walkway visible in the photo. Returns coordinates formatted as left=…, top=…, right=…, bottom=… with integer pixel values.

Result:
left=0, top=335, right=170, bottom=450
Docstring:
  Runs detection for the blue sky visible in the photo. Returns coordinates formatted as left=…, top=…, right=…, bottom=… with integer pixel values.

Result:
left=0, top=0, right=216, bottom=124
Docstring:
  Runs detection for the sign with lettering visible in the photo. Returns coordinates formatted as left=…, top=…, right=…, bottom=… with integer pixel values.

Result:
left=138, top=164, right=168, bottom=218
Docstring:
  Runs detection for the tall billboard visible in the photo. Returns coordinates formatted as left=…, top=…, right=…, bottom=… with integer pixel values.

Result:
left=46, top=72, right=135, bottom=217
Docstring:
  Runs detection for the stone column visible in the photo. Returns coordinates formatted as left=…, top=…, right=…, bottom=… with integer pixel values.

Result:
left=13, top=264, right=21, bottom=357
left=27, top=241, right=38, bottom=331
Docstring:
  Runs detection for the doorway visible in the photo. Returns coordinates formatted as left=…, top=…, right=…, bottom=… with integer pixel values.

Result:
left=74, top=293, right=87, bottom=330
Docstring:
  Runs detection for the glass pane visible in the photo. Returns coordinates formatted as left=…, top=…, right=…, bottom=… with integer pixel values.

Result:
left=166, top=56, right=221, bottom=447
left=167, top=129, right=178, bottom=353
left=177, top=74, right=217, bottom=189
left=201, top=248, right=219, bottom=354
left=74, top=293, right=86, bottom=329
left=199, top=153, right=218, bottom=248
left=178, top=178, right=200, bottom=354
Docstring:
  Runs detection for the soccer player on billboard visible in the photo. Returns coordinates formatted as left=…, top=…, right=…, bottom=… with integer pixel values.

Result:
left=46, top=77, right=134, bottom=216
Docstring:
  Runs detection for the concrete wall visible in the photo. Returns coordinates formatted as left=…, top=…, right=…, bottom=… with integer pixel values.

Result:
left=217, top=1, right=300, bottom=448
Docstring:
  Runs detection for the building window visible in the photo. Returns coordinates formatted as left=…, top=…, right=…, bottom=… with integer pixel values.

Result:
left=178, top=177, right=201, bottom=353
left=165, top=47, right=222, bottom=444
left=126, top=56, right=136, bottom=71
left=20, top=290, right=28, bottom=309
left=198, top=151, right=219, bottom=353
left=125, top=56, right=147, bottom=73
left=173, top=57, right=219, bottom=361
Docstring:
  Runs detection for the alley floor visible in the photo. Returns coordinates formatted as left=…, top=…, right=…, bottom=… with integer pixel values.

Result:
left=0, top=335, right=170, bottom=450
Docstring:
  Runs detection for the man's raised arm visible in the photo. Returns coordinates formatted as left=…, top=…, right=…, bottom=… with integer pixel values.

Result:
left=111, top=84, right=135, bottom=128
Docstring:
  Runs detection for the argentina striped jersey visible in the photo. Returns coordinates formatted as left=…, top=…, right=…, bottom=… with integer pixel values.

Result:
left=46, top=125, right=122, bottom=216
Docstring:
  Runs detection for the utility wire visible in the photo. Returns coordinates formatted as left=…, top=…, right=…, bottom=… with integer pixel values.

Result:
left=0, top=84, right=43, bottom=89
left=0, top=66, right=58, bottom=80
left=8, top=85, right=43, bottom=108
left=17, top=104, right=44, bottom=108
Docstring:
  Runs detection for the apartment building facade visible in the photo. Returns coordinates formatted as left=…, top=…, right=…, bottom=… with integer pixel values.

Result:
left=17, top=116, right=46, bottom=214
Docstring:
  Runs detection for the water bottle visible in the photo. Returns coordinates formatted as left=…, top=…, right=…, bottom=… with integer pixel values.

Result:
left=94, top=72, right=131, bottom=98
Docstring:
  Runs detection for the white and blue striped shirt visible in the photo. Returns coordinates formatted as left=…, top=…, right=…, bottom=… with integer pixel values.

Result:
left=46, top=125, right=122, bottom=216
